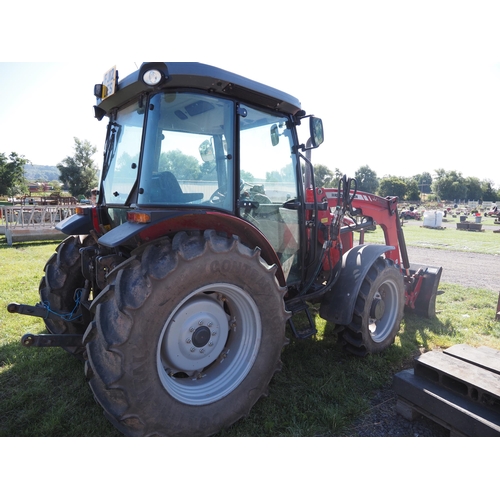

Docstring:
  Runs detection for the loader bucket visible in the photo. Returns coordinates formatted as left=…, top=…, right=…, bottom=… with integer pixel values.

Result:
left=406, top=264, right=443, bottom=318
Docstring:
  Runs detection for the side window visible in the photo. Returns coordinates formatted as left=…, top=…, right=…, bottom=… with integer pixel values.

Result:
left=101, top=100, right=143, bottom=205
left=239, top=109, right=297, bottom=203
left=239, top=106, right=301, bottom=283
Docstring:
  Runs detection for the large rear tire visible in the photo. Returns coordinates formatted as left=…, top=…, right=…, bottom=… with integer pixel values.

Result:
left=342, top=257, right=404, bottom=356
left=39, top=235, right=93, bottom=356
left=84, top=230, right=289, bottom=436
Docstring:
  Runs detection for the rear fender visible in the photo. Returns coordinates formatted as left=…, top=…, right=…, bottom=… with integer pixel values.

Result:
left=319, top=244, right=395, bottom=325
left=56, top=212, right=93, bottom=236
left=97, top=211, right=286, bottom=286
left=56, top=207, right=102, bottom=236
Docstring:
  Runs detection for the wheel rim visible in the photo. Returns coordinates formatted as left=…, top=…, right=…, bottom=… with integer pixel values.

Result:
left=157, top=283, right=261, bottom=405
left=368, top=278, right=400, bottom=343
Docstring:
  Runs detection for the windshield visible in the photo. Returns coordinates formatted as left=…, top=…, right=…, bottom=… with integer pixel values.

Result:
left=138, top=92, right=235, bottom=209
left=100, top=99, right=144, bottom=205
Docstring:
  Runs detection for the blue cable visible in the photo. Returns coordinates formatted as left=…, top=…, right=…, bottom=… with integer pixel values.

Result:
left=42, top=288, right=83, bottom=321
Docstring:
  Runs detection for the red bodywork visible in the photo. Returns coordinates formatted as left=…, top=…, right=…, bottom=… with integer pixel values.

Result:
left=305, top=186, right=435, bottom=314
left=307, top=187, right=403, bottom=267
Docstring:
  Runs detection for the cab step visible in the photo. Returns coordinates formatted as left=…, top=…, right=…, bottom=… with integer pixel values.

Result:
left=287, top=301, right=317, bottom=339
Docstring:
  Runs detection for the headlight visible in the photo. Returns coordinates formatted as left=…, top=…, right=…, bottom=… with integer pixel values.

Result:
left=142, top=69, right=163, bottom=85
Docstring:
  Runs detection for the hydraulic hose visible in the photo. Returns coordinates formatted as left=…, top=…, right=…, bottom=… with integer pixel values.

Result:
left=287, top=175, right=358, bottom=307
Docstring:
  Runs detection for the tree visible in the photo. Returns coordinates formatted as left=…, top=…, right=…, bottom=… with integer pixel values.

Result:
left=49, top=180, right=62, bottom=194
left=266, top=164, right=295, bottom=184
left=159, top=149, right=201, bottom=180
left=313, top=164, right=334, bottom=188
left=378, top=176, right=407, bottom=199
left=354, top=165, right=379, bottom=193
left=330, top=168, right=344, bottom=188
left=413, top=172, right=432, bottom=194
left=57, top=138, right=98, bottom=198
left=241, top=170, right=255, bottom=183
left=432, top=169, right=467, bottom=201
left=464, top=176, right=483, bottom=201
left=404, top=179, right=421, bottom=201
left=0, top=152, right=28, bottom=197
left=479, top=179, right=497, bottom=201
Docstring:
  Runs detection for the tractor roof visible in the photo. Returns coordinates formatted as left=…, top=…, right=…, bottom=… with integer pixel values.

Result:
left=94, top=62, right=303, bottom=119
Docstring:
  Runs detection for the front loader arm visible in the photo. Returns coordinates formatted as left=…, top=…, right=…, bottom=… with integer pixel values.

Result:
left=309, top=182, right=442, bottom=319
left=321, top=188, right=405, bottom=267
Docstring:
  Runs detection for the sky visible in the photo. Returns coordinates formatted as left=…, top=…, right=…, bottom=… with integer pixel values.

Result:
left=1, top=1, right=500, bottom=188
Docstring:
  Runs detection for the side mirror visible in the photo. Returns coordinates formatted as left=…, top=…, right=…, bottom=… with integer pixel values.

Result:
left=270, top=124, right=280, bottom=146
left=309, top=117, right=324, bottom=148
left=199, top=139, right=215, bottom=162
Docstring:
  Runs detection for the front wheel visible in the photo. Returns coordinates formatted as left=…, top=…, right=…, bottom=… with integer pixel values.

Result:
left=84, top=230, right=289, bottom=436
left=342, top=257, right=404, bottom=356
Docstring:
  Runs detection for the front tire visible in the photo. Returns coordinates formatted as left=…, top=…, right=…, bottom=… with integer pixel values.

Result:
left=84, top=230, right=289, bottom=436
left=343, top=258, right=404, bottom=356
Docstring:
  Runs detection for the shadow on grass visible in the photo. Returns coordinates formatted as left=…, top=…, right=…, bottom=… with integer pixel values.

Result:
left=0, top=311, right=450, bottom=437
left=0, top=332, right=120, bottom=437
left=220, top=312, right=450, bottom=437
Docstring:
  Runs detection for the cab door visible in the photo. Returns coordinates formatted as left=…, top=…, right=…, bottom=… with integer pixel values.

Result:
left=238, top=105, right=302, bottom=284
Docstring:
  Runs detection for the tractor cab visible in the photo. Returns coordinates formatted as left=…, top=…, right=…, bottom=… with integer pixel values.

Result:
left=60, top=62, right=324, bottom=285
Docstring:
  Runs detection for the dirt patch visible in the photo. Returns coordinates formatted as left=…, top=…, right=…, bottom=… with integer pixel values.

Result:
left=407, top=246, right=499, bottom=291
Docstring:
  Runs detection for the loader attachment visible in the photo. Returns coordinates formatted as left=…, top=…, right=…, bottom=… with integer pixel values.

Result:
left=404, top=264, right=443, bottom=318
left=395, top=210, right=443, bottom=318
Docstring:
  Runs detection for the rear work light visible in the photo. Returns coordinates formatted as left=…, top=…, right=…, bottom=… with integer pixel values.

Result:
left=142, top=69, right=163, bottom=86
left=127, top=212, right=151, bottom=224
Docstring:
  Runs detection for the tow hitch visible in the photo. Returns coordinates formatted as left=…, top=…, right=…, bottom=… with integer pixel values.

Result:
left=7, top=302, right=84, bottom=322
left=21, top=333, right=83, bottom=348
left=8, top=302, right=85, bottom=349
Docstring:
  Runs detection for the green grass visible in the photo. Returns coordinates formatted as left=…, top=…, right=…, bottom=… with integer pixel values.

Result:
left=365, top=221, right=500, bottom=255
left=0, top=240, right=121, bottom=436
left=220, top=286, right=500, bottom=436
left=1, top=237, right=499, bottom=436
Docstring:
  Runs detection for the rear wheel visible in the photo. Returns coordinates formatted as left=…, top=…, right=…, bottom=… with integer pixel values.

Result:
left=84, top=230, right=289, bottom=436
left=343, top=258, right=404, bottom=356
left=39, top=235, right=93, bottom=356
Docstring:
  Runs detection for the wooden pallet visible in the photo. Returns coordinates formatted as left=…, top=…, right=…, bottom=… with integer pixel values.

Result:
left=393, top=344, right=500, bottom=436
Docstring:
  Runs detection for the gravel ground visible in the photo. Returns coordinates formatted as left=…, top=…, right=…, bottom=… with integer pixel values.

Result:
left=400, top=217, right=500, bottom=291
left=345, top=236, right=500, bottom=437
left=406, top=244, right=500, bottom=291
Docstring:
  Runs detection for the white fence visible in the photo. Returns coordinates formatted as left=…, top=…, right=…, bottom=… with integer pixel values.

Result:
left=0, top=204, right=78, bottom=246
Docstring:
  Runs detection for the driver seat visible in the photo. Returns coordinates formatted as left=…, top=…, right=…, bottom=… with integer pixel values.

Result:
left=151, top=171, right=203, bottom=203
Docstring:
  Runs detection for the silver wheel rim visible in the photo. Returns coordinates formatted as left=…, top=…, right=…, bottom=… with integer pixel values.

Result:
left=368, top=278, right=400, bottom=343
left=157, top=283, right=261, bottom=405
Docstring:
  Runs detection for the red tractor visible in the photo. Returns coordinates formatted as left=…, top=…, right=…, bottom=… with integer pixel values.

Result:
left=8, top=62, right=442, bottom=436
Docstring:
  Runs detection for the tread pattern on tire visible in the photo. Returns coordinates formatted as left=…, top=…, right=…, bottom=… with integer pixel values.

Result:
left=342, top=257, right=404, bottom=357
left=84, top=230, right=290, bottom=436
left=39, top=235, right=94, bottom=355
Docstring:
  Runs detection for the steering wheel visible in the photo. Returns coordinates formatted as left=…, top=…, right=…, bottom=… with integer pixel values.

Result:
left=209, top=188, right=226, bottom=205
